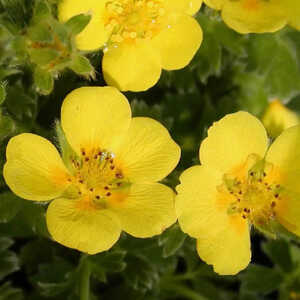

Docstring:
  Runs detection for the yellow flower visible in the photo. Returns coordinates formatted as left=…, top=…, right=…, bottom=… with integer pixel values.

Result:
left=58, top=0, right=203, bottom=92
left=176, top=111, right=300, bottom=275
left=262, top=99, right=299, bottom=139
left=203, top=0, right=299, bottom=33
left=4, top=87, right=180, bottom=254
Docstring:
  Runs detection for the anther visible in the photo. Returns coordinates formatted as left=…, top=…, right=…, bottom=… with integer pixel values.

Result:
left=263, top=172, right=266, bottom=177
left=79, top=180, right=84, bottom=184
left=110, top=166, right=115, bottom=170
left=275, top=194, right=279, bottom=198
left=104, top=186, right=109, bottom=190
left=106, top=192, right=111, bottom=197
left=89, top=188, right=94, bottom=192
left=96, top=195, right=100, bottom=200
left=85, top=157, right=89, bottom=162
left=271, top=201, right=276, bottom=208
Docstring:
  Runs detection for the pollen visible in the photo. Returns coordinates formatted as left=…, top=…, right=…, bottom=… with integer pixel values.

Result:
left=67, top=147, right=130, bottom=210
left=219, top=154, right=284, bottom=227
left=104, top=0, right=165, bottom=46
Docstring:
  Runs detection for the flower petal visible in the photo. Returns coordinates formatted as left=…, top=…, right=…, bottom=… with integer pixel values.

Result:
left=4, top=134, right=69, bottom=201
left=61, top=86, right=131, bottom=155
left=58, top=0, right=108, bottom=50
left=47, top=197, right=121, bottom=254
left=164, top=0, right=202, bottom=15
left=286, top=0, right=300, bottom=30
left=102, top=40, right=162, bottom=92
left=221, top=0, right=287, bottom=34
left=265, top=125, right=300, bottom=236
left=110, top=183, right=176, bottom=238
left=153, top=14, right=203, bottom=70
left=203, top=0, right=223, bottom=10
left=266, top=125, right=300, bottom=192
left=200, top=111, right=268, bottom=173
left=176, top=165, right=250, bottom=275
left=115, top=117, right=180, bottom=183
left=196, top=225, right=251, bottom=275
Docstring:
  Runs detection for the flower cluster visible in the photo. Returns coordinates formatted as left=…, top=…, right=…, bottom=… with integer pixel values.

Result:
left=2, top=0, right=300, bottom=278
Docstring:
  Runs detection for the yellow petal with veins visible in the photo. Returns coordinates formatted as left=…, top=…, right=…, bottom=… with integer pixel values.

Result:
left=200, top=111, right=268, bottom=174
left=61, top=86, right=131, bottom=155
left=58, top=0, right=108, bottom=51
left=116, top=117, right=180, bottom=183
left=176, top=165, right=251, bottom=275
left=153, top=14, right=203, bottom=70
left=4, top=133, right=70, bottom=201
left=110, top=183, right=176, bottom=238
left=102, top=40, right=162, bottom=92
left=47, top=197, right=121, bottom=254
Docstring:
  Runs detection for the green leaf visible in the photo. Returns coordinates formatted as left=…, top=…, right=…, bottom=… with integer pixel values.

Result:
left=0, top=115, right=16, bottom=141
left=0, top=192, right=24, bottom=223
left=0, top=282, right=23, bottom=300
left=69, top=55, right=95, bottom=78
left=29, top=48, right=60, bottom=66
left=262, top=239, right=293, bottom=272
left=158, top=224, right=187, bottom=257
left=0, top=237, right=14, bottom=252
left=32, top=0, right=52, bottom=23
left=6, top=84, right=38, bottom=122
left=65, top=13, right=91, bottom=35
left=31, top=258, right=76, bottom=297
left=34, top=67, right=54, bottom=95
left=246, top=33, right=300, bottom=99
left=27, top=23, right=53, bottom=43
left=0, top=81, right=6, bottom=104
left=89, top=249, right=127, bottom=283
left=233, top=71, right=268, bottom=116
left=124, top=254, right=158, bottom=291
left=0, top=238, right=19, bottom=280
left=240, top=264, right=283, bottom=294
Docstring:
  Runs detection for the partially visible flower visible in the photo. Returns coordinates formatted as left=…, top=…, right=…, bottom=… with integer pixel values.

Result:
left=203, top=0, right=299, bottom=34
left=58, top=0, right=203, bottom=92
left=4, top=87, right=180, bottom=254
left=176, top=111, right=300, bottom=275
left=262, top=99, right=299, bottom=139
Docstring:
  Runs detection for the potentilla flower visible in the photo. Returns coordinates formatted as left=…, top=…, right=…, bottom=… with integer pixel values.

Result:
left=58, top=0, right=203, bottom=91
left=176, top=111, right=300, bottom=275
left=4, top=86, right=180, bottom=254
left=203, top=0, right=299, bottom=33
left=262, top=99, right=299, bottom=139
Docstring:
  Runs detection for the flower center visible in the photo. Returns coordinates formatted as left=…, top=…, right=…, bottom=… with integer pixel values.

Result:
left=104, top=0, right=165, bottom=46
left=219, top=154, right=283, bottom=227
left=65, top=147, right=130, bottom=209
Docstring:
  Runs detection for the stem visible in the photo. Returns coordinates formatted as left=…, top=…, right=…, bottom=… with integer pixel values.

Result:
left=79, top=255, right=91, bottom=300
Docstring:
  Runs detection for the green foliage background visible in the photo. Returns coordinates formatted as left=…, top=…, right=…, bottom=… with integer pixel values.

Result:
left=1, top=1, right=300, bottom=299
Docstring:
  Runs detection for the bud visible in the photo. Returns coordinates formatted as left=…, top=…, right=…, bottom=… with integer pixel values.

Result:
left=262, top=99, right=299, bottom=138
